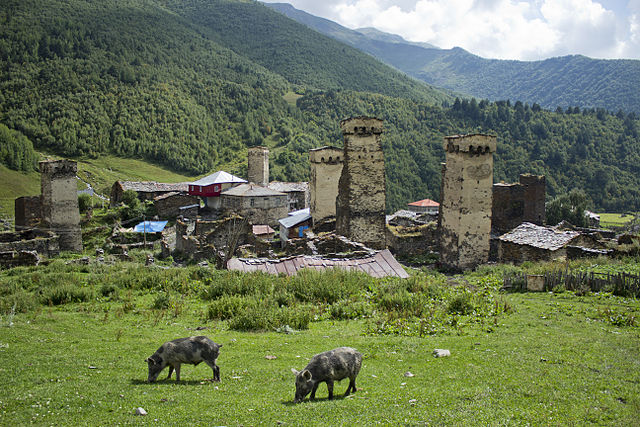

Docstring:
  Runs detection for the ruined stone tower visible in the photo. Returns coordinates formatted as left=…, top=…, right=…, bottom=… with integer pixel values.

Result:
left=40, top=159, right=83, bottom=252
left=336, top=117, right=386, bottom=249
left=247, top=146, right=269, bottom=186
left=520, top=174, right=546, bottom=225
left=439, top=134, right=496, bottom=270
left=309, top=146, right=343, bottom=225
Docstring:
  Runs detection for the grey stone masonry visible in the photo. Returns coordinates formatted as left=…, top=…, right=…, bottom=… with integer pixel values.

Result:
left=40, top=159, right=83, bottom=252
left=248, top=146, right=269, bottom=186
left=336, top=117, right=386, bottom=249
left=439, top=134, right=496, bottom=270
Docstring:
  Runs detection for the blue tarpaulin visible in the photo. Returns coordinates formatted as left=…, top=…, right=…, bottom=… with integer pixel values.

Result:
left=133, top=221, right=168, bottom=233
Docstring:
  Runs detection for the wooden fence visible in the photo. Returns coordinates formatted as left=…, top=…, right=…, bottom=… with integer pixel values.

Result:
left=503, top=270, right=640, bottom=298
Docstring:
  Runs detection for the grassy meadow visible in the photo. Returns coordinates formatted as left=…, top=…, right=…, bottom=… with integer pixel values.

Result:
left=598, top=213, right=636, bottom=230
left=1, top=256, right=639, bottom=425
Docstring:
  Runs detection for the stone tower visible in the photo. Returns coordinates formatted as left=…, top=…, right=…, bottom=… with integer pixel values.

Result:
left=336, top=117, right=386, bottom=249
left=439, top=134, right=496, bottom=270
left=247, top=146, right=269, bottom=186
left=40, top=159, right=83, bottom=252
left=309, top=146, right=343, bottom=225
left=520, top=174, right=546, bottom=225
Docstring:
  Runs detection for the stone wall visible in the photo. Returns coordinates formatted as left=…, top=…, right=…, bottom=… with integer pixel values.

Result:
left=497, top=241, right=564, bottom=264
left=336, top=117, right=386, bottom=249
left=0, top=229, right=59, bottom=259
left=248, top=146, right=269, bottom=186
left=386, top=223, right=439, bottom=257
left=439, top=134, right=496, bottom=270
left=40, top=160, right=82, bottom=252
left=154, top=192, right=199, bottom=218
left=14, top=196, right=42, bottom=230
left=309, top=146, right=343, bottom=225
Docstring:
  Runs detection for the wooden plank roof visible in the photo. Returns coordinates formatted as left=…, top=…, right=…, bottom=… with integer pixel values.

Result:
left=226, top=249, right=409, bottom=279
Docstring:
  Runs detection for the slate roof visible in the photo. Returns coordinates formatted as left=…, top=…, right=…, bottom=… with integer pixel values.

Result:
left=498, top=222, right=581, bottom=251
left=227, top=249, right=409, bottom=278
left=222, top=183, right=286, bottom=197
left=118, top=181, right=188, bottom=193
left=267, top=181, right=309, bottom=193
left=191, top=171, right=247, bottom=186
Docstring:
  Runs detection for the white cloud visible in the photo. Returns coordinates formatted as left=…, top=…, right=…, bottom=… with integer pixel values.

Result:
left=262, top=0, right=640, bottom=60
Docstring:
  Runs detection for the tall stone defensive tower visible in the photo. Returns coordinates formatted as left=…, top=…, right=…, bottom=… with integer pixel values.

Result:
left=40, top=159, right=83, bottom=252
left=439, top=134, right=496, bottom=270
left=248, top=146, right=269, bottom=186
left=520, top=173, right=546, bottom=225
left=309, top=146, right=343, bottom=225
left=336, top=117, right=386, bottom=249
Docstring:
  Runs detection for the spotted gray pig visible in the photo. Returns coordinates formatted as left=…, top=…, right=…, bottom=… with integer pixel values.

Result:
left=146, top=336, right=222, bottom=382
left=291, top=347, right=362, bottom=403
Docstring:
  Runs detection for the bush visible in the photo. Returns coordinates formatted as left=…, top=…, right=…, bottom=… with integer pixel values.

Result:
left=0, top=290, right=39, bottom=313
left=447, top=291, right=475, bottom=315
left=40, top=284, right=95, bottom=305
left=329, top=299, right=374, bottom=320
left=207, top=295, right=249, bottom=320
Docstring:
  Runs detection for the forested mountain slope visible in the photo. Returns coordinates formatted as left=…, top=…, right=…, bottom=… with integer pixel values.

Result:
left=1, top=0, right=639, bottom=214
left=267, top=2, right=640, bottom=114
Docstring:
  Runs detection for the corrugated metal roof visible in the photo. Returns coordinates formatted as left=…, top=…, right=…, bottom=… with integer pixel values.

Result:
left=498, top=222, right=581, bottom=251
left=279, top=211, right=312, bottom=229
left=408, top=199, right=439, bottom=207
left=222, top=183, right=286, bottom=197
left=191, top=171, right=247, bottom=186
left=268, top=181, right=309, bottom=193
left=227, top=249, right=409, bottom=278
left=119, top=181, right=188, bottom=193
left=289, top=208, right=310, bottom=216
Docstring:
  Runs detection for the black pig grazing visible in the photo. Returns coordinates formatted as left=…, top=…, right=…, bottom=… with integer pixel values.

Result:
left=146, top=336, right=222, bottom=382
left=291, top=347, right=362, bottom=403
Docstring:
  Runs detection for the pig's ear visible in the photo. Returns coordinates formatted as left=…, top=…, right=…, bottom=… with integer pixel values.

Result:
left=301, top=370, right=312, bottom=381
left=291, top=368, right=299, bottom=376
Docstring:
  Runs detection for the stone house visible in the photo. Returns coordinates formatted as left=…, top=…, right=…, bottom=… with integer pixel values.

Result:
left=497, top=222, right=604, bottom=264
left=221, top=183, right=288, bottom=228
left=267, top=181, right=309, bottom=212
left=110, top=181, right=188, bottom=207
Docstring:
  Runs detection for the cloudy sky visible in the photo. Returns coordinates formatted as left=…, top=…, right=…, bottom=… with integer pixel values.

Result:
left=261, top=0, right=640, bottom=60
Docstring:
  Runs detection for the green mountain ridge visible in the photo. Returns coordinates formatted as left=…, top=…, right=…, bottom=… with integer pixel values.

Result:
left=266, top=2, right=640, bottom=114
left=1, top=0, right=639, bottom=216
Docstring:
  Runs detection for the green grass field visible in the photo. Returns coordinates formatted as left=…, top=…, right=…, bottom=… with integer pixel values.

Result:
left=1, top=259, right=639, bottom=425
left=598, top=213, right=636, bottom=229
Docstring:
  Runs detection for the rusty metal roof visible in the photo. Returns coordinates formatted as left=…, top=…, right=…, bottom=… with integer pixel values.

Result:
left=252, top=225, right=275, bottom=235
left=227, top=249, right=409, bottom=278
left=498, top=222, right=581, bottom=251
left=408, top=198, right=439, bottom=207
